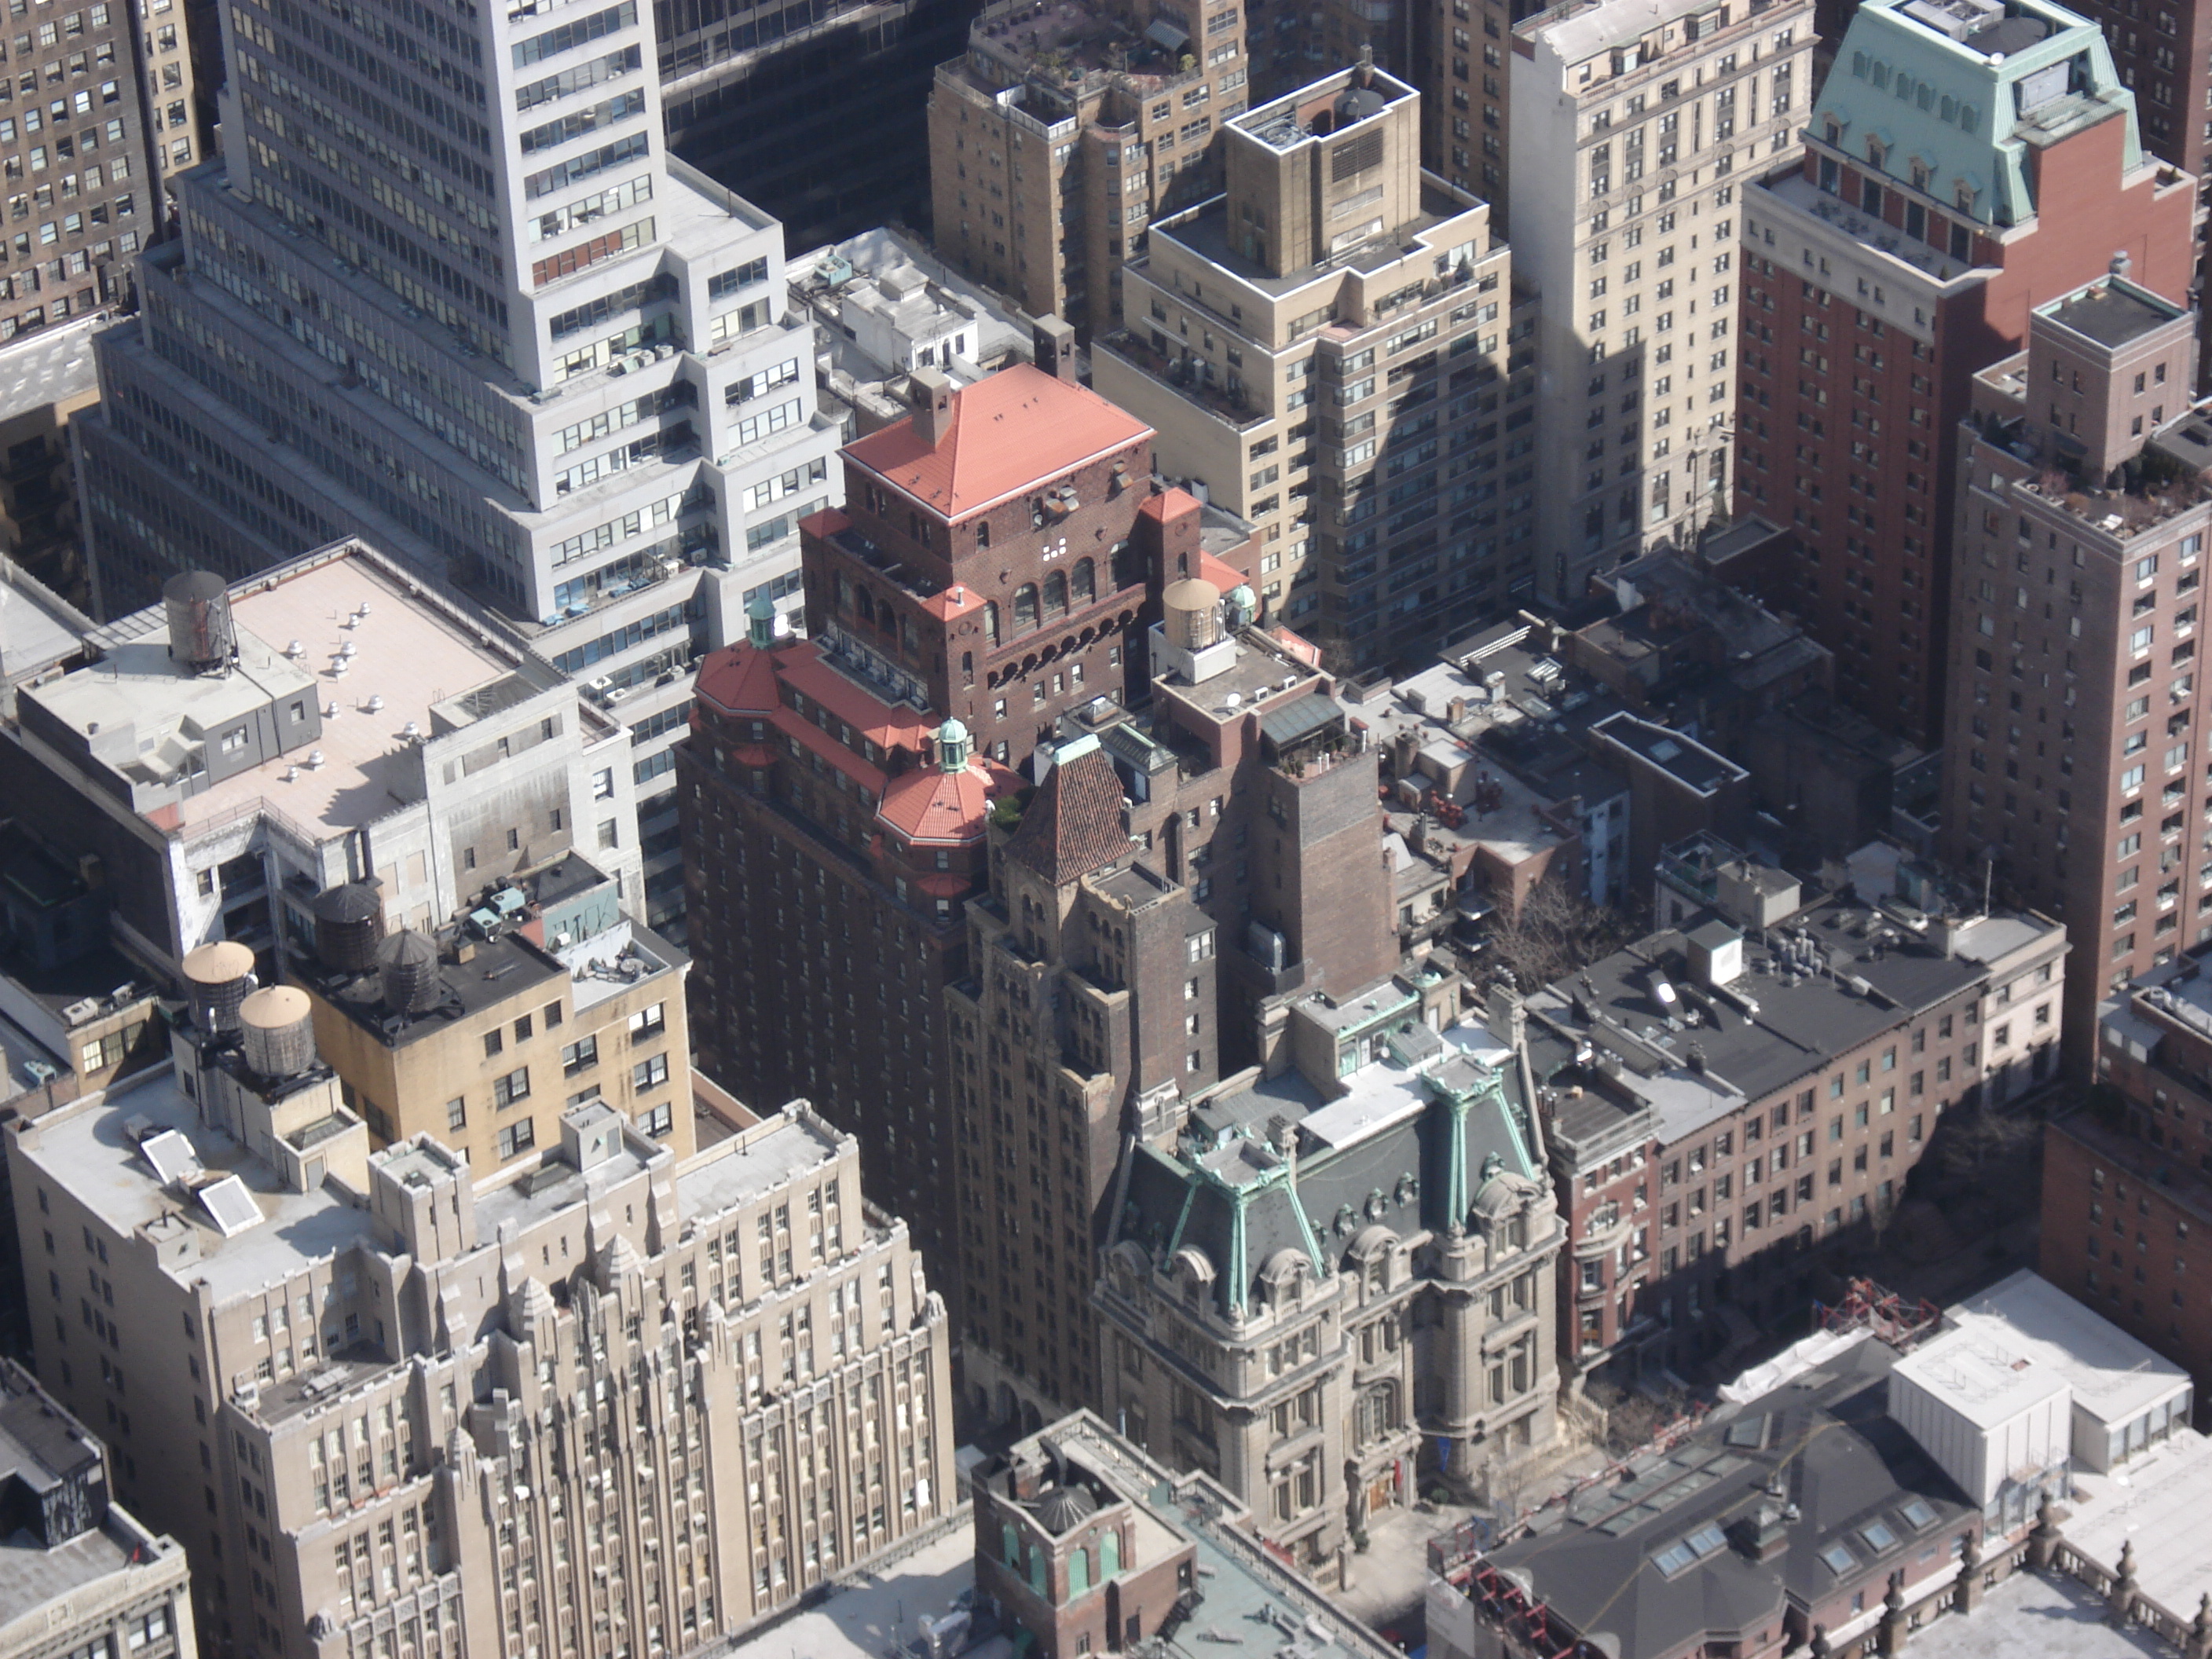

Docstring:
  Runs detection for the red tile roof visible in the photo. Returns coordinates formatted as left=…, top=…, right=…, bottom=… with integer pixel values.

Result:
left=877, top=756, right=1020, bottom=844
left=844, top=364, right=1151, bottom=521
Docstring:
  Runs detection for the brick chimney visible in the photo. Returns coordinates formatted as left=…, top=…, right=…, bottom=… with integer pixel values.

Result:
left=912, top=368, right=954, bottom=446
left=1033, top=315, right=1076, bottom=380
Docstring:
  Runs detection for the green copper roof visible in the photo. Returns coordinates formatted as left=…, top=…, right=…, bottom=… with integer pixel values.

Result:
left=1816, top=0, right=2141, bottom=229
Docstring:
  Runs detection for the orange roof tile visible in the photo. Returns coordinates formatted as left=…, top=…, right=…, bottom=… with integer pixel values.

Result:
left=775, top=652, right=939, bottom=754
left=693, top=638, right=789, bottom=717
left=844, top=364, right=1151, bottom=521
left=1199, top=551, right=1250, bottom=593
left=877, top=756, right=1020, bottom=844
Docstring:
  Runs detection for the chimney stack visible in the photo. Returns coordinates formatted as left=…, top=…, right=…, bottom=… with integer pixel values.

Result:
left=912, top=368, right=955, bottom=445
left=1033, top=315, right=1076, bottom=380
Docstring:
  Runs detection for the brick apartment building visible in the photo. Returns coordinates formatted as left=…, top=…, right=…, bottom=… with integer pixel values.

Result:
left=1736, top=0, right=2196, bottom=746
left=678, top=357, right=1259, bottom=1302
left=2054, top=0, right=2212, bottom=183
left=2045, top=947, right=2212, bottom=1401
left=1527, top=836, right=2064, bottom=1382
left=970, top=1412, right=1401, bottom=1659
left=950, top=599, right=1399, bottom=1425
left=1936, top=272, right=2212, bottom=1057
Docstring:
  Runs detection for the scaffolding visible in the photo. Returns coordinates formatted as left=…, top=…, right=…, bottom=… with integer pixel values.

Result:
left=1463, top=1561, right=1583, bottom=1659
left=1815, top=1276, right=1943, bottom=1350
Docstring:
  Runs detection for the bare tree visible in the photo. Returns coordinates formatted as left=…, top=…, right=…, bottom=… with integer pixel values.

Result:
left=1934, top=1097, right=2042, bottom=1183
left=1483, top=869, right=1640, bottom=991
left=1866, top=1185, right=1900, bottom=1256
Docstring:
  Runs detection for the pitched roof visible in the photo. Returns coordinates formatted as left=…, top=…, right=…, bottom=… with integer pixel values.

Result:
left=1003, top=741, right=1129, bottom=885
left=844, top=364, right=1150, bottom=521
left=877, top=756, right=1020, bottom=844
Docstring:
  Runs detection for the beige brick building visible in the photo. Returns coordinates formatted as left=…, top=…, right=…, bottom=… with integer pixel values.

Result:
left=7, top=1007, right=953, bottom=1659
left=0, top=1359, right=196, bottom=1659
left=928, top=0, right=1258, bottom=337
left=284, top=858, right=697, bottom=1172
left=1093, top=62, right=1539, bottom=670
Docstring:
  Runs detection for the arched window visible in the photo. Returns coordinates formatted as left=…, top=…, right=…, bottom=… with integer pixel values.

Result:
left=1013, top=584, right=1040, bottom=632
left=984, top=601, right=1001, bottom=644
left=1101, top=1529, right=1121, bottom=1580
left=1002, top=1523, right=1021, bottom=1568
left=1043, top=571, right=1068, bottom=617
left=1069, top=1547, right=1090, bottom=1597
left=1071, top=558, right=1095, bottom=605
left=961, top=650, right=974, bottom=684
left=855, top=588, right=875, bottom=624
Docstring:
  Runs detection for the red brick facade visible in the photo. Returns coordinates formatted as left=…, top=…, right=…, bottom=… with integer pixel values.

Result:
left=1738, top=100, right=2194, bottom=746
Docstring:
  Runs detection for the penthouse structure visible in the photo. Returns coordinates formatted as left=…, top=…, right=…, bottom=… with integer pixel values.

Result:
left=1936, top=271, right=2210, bottom=1057
left=5, top=1000, right=953, bottom=1659
left=0, top=1361, right=196, bottom=1659
left=1738, top=0, right=2196, bottom=745
left=1528, top=836, right=2065, bottom=1383
left=927, top=0, right=1258, bottom=339
left=1511, top=0, right=1816, bottom=606
left=1094, top=61, right=1536, bottom=670
left=1094, top=983, right=1563, bottom=1577
left=0, top=544, right=645, bottom=982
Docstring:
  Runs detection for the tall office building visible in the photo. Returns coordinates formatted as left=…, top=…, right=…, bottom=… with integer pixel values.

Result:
left=1737, top=0, right=2196, bottom=745
left=927, top=0, right=1260, bottom=341
left=8, top=1009, right=955, bottom=1659
left=0, top=0, right=161, bottom=340
left=1512, top=0, right=1815, bottom=607
left=1093, top=61, right=1536, bottom=671
left=72, top=0, right=844, bottom=935
left=661, top=0, right=971, bottom=251
left=1938, top=270, right=2211, bottom=1059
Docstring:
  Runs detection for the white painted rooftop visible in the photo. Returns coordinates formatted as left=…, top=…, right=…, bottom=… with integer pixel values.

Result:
left=1941, top=1270, right=2191, bottom=1430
